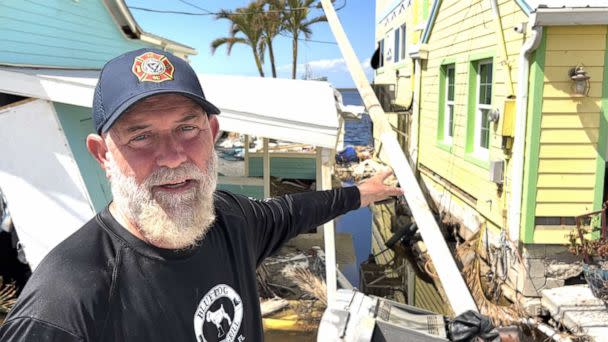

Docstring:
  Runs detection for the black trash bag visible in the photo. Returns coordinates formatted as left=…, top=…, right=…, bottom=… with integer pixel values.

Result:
left=448, top=310, right=500, bottom=342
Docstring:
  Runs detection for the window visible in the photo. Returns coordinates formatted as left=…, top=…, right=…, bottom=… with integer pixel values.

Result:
left=393, top=25, right=407, bottom=63
left=474, top=60, right=492, bottom=157
left=394, top=28, right=400, bottom=63
left=400, top=24, right=406, bottom=60
left=444, top=65, right=455, bottom=143
left=378, top=39, right=384, bottom=68
left=384, top=32, right=392, bottom=64
left=438, top=63, right=455, bottom=147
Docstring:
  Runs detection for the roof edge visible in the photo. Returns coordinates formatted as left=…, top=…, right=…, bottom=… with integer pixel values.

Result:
left=420, top=0, right=441, bottom=44
left=535, top=7, right=608, bottom=25
left=103, top=0, right=197, bottom=56
left=516, top=0, right=532, bottom=15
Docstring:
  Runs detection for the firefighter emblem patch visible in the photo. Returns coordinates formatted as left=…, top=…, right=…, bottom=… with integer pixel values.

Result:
left=132, top=52, right=175, bottom=83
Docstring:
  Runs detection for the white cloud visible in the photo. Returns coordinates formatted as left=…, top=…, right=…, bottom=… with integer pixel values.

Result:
left=305, top=58, right=346, bottom=71
left=361, top=57, right=372, bottom=73
left=278, top=57, right=370, bottom=74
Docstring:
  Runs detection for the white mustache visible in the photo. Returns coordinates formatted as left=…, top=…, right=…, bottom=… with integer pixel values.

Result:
left=144, top=163, right=204, bottom=188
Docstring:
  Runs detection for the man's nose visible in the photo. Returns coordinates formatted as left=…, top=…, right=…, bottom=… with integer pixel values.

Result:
left=155, top=134, right=187, bottom=168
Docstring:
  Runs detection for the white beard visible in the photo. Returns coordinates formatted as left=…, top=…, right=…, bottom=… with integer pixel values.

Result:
left=106, top=153, right=217, bottom=250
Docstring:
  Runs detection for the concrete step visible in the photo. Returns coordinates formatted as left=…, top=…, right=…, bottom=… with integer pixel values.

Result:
left=541, top=285, right=608, bottom=341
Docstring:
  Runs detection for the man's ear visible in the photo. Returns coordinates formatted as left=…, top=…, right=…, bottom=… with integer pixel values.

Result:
left=86, top=134, right=109, bottom=171
left=209, top=115, right=220, bottom=142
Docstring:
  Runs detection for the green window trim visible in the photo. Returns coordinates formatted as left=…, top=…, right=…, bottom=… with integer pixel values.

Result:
left=437, top=62, right=456, bottom=152
left=520, top=31, right=547, bottom=243
left=465, top=53, right=495, bottom=170
left=593, top=32, right=608, bottom=212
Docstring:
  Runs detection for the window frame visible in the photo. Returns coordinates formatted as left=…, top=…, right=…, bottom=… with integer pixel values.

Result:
left=464, top=55, right=494, bottom=169
left=378, top=38, right=385, bottom=69
left=394, top=27, right=400, bottom=63
left=444, top=64, right=455, bottom=144
left=474, top=60, right=493, bottom=159
left=400, top=24, right=406, bottom=61
left=437, top=62, right=456, bottom=150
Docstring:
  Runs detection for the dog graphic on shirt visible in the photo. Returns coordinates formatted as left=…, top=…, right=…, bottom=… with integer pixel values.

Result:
left=206, top=304, right=232, bottom=338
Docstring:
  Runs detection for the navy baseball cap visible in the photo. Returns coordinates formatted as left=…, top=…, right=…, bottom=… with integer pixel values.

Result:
left=92, top=48, right=220, bottom=134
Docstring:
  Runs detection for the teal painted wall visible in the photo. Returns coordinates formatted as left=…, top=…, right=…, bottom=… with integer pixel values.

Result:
left=248, top=156, right=317, bottom=180
left=0, top=0, right=152, bottom=68
left=54, top=103, right=112, bottom=212
left=217, top=184, right=264, bottom=200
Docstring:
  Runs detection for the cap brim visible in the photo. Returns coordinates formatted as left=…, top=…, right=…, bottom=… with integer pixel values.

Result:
left=100, top=90, right=221, bottom=134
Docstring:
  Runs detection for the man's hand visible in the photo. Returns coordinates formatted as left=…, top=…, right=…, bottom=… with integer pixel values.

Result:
left=357, top=169, right=404, bottom=207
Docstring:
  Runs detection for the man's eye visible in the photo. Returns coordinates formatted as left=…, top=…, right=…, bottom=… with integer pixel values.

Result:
left=129, top=134, right=153, bottom=147
left=132, top=134, right=149, bottom=142
left=179, top=125, right=200, bottom=137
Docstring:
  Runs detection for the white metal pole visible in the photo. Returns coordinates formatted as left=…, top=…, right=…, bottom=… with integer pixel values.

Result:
left=321, top=0, right=478, bottom=314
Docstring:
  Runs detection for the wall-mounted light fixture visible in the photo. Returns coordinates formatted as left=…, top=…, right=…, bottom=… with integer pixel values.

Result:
left=568, top=65, right=591, bottom=97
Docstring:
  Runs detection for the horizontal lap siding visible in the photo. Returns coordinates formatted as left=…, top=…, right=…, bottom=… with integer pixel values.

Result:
left=0, top=0, right=151, bottom=68
left=419, top=0, right=527, bottom=227
left=248, top=157, right=317, bottom=180
left=534, top=26, right=607, bottom=218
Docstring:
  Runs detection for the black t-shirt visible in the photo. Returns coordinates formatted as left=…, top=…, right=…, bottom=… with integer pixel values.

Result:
left=0, top=188, right=360, bottom=342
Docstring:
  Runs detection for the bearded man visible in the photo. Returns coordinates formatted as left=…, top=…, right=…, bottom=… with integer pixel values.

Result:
left=0, top=49, right=402, bottom=342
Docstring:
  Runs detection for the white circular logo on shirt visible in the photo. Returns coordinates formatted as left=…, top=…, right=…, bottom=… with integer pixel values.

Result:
left=194, top=284, right=243, bottom=342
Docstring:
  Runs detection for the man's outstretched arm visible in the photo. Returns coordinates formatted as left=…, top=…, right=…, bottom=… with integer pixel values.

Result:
left=225, top=169, right=403, bottom=265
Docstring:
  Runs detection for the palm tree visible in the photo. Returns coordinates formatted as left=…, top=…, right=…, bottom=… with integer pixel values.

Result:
left=258, top=0, right=284, bottom=78
left=211, top=3, right=267, bottom=77
left=282, top=0, right=327, bottom=79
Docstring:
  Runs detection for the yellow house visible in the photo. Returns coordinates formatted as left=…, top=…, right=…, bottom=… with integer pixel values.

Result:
left=374, top=0, right=608, bottom=307
left=374, top=0, right=433, bottom=160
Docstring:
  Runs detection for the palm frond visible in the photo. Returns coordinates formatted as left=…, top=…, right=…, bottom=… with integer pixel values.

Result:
left=210, top=37, right=247, bottom=55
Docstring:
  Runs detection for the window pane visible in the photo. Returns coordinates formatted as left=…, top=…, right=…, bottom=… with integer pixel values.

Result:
left=401, top=25, right=406, bottom=60
left=448, top=104, right=454, bottom=137
left=477, top=62, right=492, bottom=105
left=480, top=63, right=488, bottom=83
left=487, top=63, right=493, bottom=83
left=379, top=40, right=384, bottom=67
left=447, top=67, right=455, bottom=101
left=480, top=108, right=490, bottom=148
left=394, top=29, right=400, bottom=63
left=483, top=84, right=492, bottom=105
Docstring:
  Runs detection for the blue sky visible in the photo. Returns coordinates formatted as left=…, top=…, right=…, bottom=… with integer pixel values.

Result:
left=125, top=0, right=375, bottom=88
